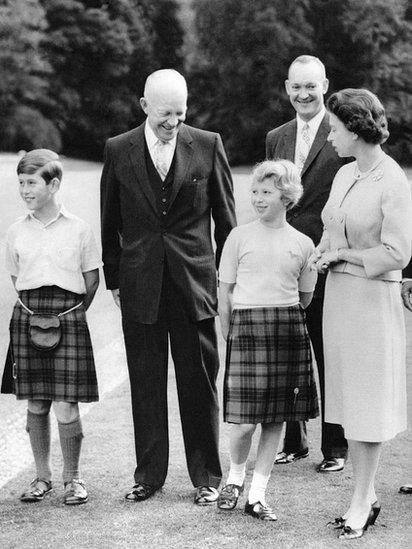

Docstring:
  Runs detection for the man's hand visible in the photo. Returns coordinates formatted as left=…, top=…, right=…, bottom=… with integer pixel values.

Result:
left=401, top=280, right=412, bottom=312
left=111, top=289, right=121, bottom=308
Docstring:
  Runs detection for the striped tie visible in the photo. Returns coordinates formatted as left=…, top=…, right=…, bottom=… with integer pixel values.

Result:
left=297, top=123, right=311, bottom=173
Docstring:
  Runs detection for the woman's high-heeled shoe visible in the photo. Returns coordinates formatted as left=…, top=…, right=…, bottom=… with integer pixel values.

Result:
left=328, top=500, right=380, bottom=530
left=370, top=500, right=381, bottom=525
left=338, top=508, right=374, bottom=540
left=327, top=516, right=345, bottom=529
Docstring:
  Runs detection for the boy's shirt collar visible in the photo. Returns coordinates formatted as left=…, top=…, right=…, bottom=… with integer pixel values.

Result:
left=26, top=204, right=72, bottom=227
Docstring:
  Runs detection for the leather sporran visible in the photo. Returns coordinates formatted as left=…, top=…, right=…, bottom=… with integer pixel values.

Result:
left=28, top=313, right=62, bottom=351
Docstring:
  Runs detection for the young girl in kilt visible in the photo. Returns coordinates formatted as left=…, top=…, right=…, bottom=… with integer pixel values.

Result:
left=1, top=149, right=101, bottom=505
left=217, top=159, right=319, bottom=520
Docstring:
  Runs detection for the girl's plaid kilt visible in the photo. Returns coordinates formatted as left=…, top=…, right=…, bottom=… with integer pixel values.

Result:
left=1, top=286, right=98, bottom=402
left=224, top=306, right=319, bottom=424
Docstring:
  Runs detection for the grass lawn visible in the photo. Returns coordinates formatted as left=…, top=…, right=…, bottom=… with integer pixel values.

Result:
left=0, top=157, right=411, bottom=548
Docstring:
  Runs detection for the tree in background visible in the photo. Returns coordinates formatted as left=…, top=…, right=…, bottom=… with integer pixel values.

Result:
left=38, top=0, right=184, bottom=158
left=40, top=0, right=157, bottom=158
left=308, top=0, right=412, bottom=163
left=187, top=0, right=313, bottom=164
left=0, top=0, right=61, bottom=151
left=140, top=0, right=184, bottom=70
left=188, top=0, right=412, bottom=164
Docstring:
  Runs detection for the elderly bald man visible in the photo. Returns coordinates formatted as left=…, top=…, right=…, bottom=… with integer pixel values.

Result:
left=101, top=69, right=236, bottom=504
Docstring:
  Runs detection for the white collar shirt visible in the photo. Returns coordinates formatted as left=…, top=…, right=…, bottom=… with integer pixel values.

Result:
left=144, top=121, right=177, bottom=174
left=294, top=107, right=326, bottom=166
left=5, top=205, right=102, bottom=294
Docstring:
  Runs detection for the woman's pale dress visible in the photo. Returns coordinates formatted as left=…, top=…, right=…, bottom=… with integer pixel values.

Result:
left=321, top=153, right=412, bottom=441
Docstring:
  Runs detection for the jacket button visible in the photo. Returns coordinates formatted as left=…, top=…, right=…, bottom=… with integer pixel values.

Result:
left=162, top=211, right=167, bottom=216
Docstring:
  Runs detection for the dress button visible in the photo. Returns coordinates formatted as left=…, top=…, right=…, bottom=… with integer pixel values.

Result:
left=162, top=187, right=165, bottom=191
left=162, top=198, right=166, bottom=203
left=162, top=211, right=167, bottom=215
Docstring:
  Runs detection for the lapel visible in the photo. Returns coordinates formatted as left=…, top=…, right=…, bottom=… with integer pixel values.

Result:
left=301, top=113, right=330, bottom=177
left=128, top=123, right=158, bottom=215
left=279, top=120, right=297, bottom=162
left=168, top=124, right=194, bottom=209
left=337, top=166, right=357, bottom=207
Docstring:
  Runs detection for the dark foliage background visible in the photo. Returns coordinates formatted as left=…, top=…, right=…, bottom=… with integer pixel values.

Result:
left=0, top=0, right=410, bottom=164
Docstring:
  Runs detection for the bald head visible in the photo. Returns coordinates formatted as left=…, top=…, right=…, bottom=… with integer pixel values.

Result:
left=143, top=69, right=188, bottom=102
left=140, top=69, right=188, bottom=141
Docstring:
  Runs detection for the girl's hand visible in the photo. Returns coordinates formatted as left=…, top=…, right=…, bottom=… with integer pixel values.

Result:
left=308, top=248, right=322, bottom=271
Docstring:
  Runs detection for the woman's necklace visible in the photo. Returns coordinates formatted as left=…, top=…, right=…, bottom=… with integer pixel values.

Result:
left=354, top=154, right=385, bottom=182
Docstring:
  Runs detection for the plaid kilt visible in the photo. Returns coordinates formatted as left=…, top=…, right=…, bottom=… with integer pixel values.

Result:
left=1, top=286, right=98, bottom=402
left=224, top=306, right=319, bottom=424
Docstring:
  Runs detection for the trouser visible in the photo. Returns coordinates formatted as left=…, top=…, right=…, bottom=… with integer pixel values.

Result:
left=121, top=272, right=222, bottom=488
left=283, top=296, right=348, bottom=459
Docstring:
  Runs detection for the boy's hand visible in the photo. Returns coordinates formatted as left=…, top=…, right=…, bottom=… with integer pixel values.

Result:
left=111, top=289, right=121, bottom=308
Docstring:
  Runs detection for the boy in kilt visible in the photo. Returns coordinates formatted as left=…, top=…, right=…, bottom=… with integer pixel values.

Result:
left=217, top=160, right=319, bottom=520
left=1, top=149, right=101, bottom=505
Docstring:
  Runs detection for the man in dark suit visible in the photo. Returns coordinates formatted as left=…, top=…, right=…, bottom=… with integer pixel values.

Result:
left=101, top=69, right=236, bottom=503
left=400, top=259, right=412, bottom=494
left=266, top=55, right=348, bottom=472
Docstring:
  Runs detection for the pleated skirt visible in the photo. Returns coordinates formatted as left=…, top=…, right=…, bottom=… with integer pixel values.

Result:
left=1, top=286, right=99, bottom=402
left=224, top=306, right=319, bottom=424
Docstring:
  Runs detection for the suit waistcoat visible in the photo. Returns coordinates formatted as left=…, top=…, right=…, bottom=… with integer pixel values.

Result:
left=144, top=140, right=176, bottom=220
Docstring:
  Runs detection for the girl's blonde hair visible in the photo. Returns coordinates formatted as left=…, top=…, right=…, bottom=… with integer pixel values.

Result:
left=252, top=159, right=303, bottom=209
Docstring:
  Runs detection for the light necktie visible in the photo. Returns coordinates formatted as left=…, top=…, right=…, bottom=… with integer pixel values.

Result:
left=154, top=140, right=170, bottom=181
left=297, top=123, right=311, bottom=173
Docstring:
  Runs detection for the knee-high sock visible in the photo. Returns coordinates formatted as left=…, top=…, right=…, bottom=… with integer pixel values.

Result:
left=58, top=418, right=83, bottom=484
left=26, top=410, right=52, bottom=482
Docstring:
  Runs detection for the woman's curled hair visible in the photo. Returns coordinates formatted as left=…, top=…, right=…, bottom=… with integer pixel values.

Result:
left=326, top=88, right=389, bottom=144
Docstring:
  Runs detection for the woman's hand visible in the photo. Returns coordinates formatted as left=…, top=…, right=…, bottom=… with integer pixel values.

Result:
left=313, top=249, right=343, bottom=273
left=308, top=248, right=323, bottom=270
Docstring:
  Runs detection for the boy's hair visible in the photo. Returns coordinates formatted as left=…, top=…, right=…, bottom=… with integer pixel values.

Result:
left=17, top=149, right=63, bottom=184
left=252, top=159, right=303, bottom=210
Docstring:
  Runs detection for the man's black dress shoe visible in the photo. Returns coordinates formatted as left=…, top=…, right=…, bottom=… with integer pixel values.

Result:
left=399, top=484, right=412, bottom=494
left=318, top=457, right=345, bottom=472
left=194, top=486, right=219, bottom=505
left=125, top=482, right=158, bottom=502
left=274, top=448, right=309, bottom=464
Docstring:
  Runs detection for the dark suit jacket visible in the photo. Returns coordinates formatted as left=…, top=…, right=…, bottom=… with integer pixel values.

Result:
left=403, top=260, right=412, bottom=278
left=100, top=122, right=236, bottom=324
left=266, top=114, right=346, bottom=247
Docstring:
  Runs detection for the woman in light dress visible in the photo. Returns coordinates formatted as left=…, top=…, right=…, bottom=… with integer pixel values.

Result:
left=311, top=88, right=412, bottom=540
